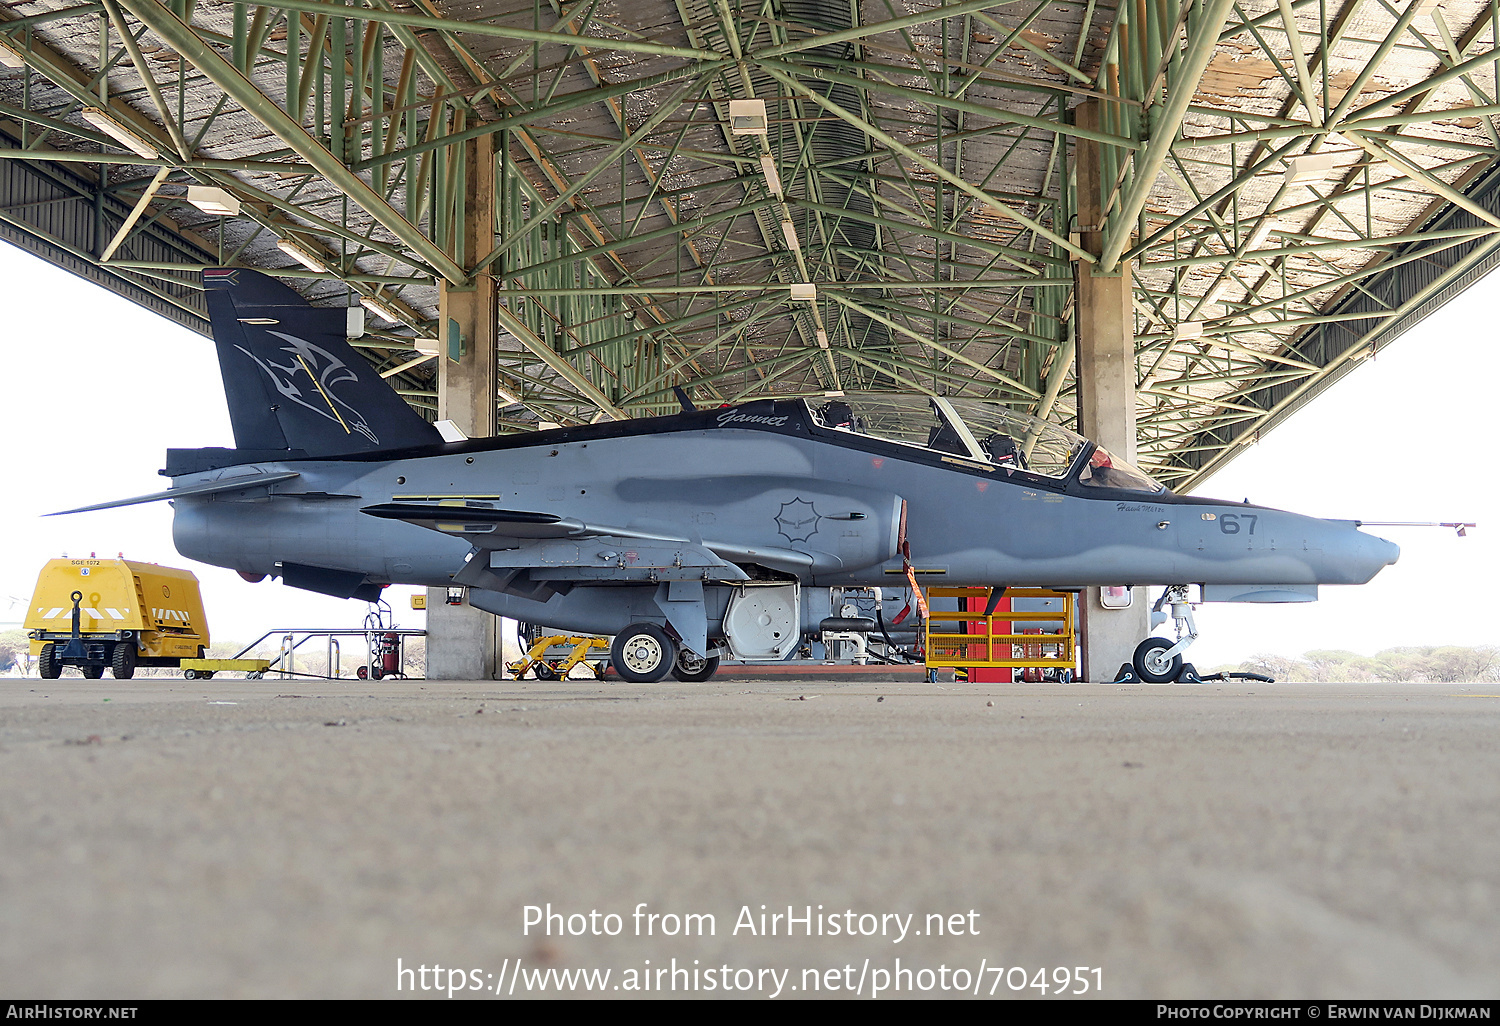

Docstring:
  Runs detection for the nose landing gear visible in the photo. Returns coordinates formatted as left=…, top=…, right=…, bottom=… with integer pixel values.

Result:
left=1125, top=585, right=1199, bottom=683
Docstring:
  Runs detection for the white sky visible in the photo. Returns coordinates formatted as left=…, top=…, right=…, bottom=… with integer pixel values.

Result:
left=0, top=242, right=1494, bottom=663
left=0, top=244, right=425, bottom=646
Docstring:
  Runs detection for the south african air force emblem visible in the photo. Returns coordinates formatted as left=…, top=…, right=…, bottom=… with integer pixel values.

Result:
left=775, top=498, right=821, bottom=544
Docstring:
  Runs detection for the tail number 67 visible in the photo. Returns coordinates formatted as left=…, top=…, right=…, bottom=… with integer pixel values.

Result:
left=1219, top=513, right=1258, bottom=535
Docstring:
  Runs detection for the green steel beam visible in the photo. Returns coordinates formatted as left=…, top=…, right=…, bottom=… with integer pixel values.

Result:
left=116, top=0, right=467, bottom=284
left=1097, top=0, right=1239, bottom=272
left=211, top=0, right=722, bottom=62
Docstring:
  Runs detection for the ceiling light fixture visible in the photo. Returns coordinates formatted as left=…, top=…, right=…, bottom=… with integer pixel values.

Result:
left=360, top=295, right=403, bottom=324
left=758, top=154, right=783, bottom=198
left=1284, top=151, right=1338, bottom=185
left=80, top=106, right=160, bottom=159
left=276, top=237, right=329, bottom=273
left=0, top=37, right=28, bottom=69
left=1243, top=220, right=1275, bottom=251
left=729, top=99, right=768, bottom=136
left=185, top=185, right=240, bottom=216
left=780, top=218, right=801, bottom=254
left=434, top=420, right=468, bottom=442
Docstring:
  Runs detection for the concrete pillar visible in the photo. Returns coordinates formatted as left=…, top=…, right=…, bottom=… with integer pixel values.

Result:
left=1074, top=102, right=1149, bottom=682
left=426, top=134, right=500, bottom=681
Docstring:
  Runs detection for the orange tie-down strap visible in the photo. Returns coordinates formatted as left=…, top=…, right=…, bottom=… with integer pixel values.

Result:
left=904, top=563, right=929, bottom=622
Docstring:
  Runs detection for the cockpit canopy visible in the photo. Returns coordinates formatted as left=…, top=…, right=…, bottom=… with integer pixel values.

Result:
left=807, top=392, right=1165, bottom=494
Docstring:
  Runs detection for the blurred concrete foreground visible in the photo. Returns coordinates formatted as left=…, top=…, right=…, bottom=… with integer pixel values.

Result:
left=0, top=679, right=1495, bottom=999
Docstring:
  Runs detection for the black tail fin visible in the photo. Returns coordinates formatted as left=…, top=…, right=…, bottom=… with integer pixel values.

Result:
left=202, top=268, right=440, bottom=456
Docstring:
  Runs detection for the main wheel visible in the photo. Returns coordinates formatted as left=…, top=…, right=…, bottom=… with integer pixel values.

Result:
left=672, top=649, right=720, bottom=682
left=38, top=643, right=61, bottom=680
left=82, top=665, right=105, bottom=679
left=1133, top=637, right=1182, bottom=683
left=610, top=623, right=677, bottom=683
left=111, top=643, right=137, bottom=680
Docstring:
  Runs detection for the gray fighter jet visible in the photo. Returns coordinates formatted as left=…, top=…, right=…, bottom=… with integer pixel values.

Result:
left=60, top=269, right=1399, bottom=682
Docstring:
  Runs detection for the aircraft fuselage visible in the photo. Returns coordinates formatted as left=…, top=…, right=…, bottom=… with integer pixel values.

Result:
left=170, top=401, right=1399, bottom=645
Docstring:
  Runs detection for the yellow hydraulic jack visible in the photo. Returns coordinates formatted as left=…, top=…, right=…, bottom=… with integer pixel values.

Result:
left=507, top=635, right=610, bottom=680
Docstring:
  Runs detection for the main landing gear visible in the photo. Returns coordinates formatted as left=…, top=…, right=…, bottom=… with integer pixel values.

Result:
left=671, top=647, right=720, bottom=683
left=1127, top=585, right=1199, bottom=683
left=610, top=623, right=676, bottom=683
left=609, top=622, right=722, bottom=683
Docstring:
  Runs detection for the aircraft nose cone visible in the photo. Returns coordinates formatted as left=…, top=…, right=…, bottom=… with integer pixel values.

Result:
left=1351, top=530, right=1400, bottom=582
left=1316, top=520, right=1401, bottom=583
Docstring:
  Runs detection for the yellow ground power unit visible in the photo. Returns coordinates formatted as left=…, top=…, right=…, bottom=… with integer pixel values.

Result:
left=24, top=557, right=210, bottom=679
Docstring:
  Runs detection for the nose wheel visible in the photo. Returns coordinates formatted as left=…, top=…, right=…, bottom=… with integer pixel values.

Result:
left=1133, top=637, right=1183, bottom=683
left=1128, top=585, right=1198, bottom=683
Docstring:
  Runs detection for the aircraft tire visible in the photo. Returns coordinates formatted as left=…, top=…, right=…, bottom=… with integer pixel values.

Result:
left=82, top=665, right=105, bottom=679
left=1133, top=637, right=1181, bottom=683
left=38, top=644, right=61, bottom=680
left=111, top=643, right=137, bottom=680
left=610, top=624, right=677, bottom=683
left=671, top=650, right=720, bottom=683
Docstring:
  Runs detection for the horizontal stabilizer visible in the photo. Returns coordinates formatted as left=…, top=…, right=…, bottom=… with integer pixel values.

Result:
left=49, top=471, right=301, bottom=516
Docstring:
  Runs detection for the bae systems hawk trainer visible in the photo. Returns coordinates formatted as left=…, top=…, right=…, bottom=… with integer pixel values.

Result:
left=57, top=269, right=1399, bottom=682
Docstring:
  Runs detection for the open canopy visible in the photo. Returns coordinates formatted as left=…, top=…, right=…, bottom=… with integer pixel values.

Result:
left=806, top=392, right=1165, bottom=495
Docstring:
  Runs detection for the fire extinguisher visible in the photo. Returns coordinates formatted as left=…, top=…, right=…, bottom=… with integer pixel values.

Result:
left=379, top=632, right=400, bottom=678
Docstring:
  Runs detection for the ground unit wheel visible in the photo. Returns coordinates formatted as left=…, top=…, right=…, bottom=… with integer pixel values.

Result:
left=671, top=649, right=720, bottom=683
left=610, top=623, right=677, bottom=683
left=1133, top=637, right=1181, bottom=683
left=111, top=643, right=137, bottom=680
left=38, top=643, right=61, bottom=680
left=533, top=661, right=559, bottom=681
left=81, top=665, right=105, bottom=679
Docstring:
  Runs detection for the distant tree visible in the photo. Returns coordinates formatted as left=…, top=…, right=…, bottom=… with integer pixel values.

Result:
left=1366, top=648, right=1428, bottom=682
left=1240, top=653, right=1303, bottom=680
left=1300, top=650, right=1377, bottom=682
left=1426, top=645, right=1499, bottom=682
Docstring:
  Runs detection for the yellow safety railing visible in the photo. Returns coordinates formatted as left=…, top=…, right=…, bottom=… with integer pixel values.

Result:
left=924, top=587, right=1076, bottom=669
